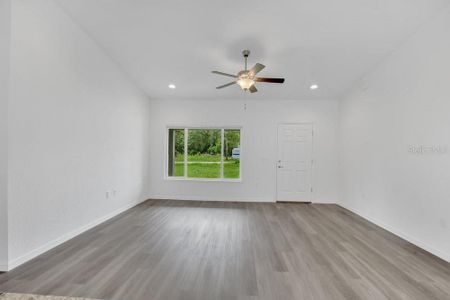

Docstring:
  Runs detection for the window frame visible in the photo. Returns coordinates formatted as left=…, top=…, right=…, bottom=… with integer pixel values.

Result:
left=165, top=126, right=242, bottom=182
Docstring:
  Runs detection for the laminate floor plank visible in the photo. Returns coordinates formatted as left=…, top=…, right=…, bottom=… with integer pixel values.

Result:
left=1, top=200, right=449, bottom=300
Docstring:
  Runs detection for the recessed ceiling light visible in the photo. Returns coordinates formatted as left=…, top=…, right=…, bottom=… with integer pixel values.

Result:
left=168, top=84, right=176, bottom=89
left=310, top=84, right=319, bottom=90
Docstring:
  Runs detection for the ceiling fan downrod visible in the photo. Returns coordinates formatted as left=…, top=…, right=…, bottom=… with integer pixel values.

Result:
left=243, top=50, right=250, bottom=71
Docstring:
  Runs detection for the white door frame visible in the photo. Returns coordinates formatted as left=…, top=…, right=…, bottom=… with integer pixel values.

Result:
left=276, top=122, right=315, bottom=202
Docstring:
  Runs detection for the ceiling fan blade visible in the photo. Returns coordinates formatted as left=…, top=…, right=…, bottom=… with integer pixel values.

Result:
left=212, top=71, right=237, bottom=78
left=249, top=63, right=265, bottom=76
left=249, top=85, right=258, bottom=93
left=255, top=77, right=285, bottom=84
left=216, top=81, right=236, bottom=89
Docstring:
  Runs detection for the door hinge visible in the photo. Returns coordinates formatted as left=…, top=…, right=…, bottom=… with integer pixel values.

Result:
left=310, top=187, right=313, bottom=193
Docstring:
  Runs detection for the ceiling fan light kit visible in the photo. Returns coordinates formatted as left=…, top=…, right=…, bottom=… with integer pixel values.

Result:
left=237, top=77, right=255, bottom=90
left=212, top=50, right=285, bottom=94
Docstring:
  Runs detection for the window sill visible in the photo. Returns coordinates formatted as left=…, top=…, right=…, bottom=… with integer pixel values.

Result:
left=165, top=177, right=242, bottom=183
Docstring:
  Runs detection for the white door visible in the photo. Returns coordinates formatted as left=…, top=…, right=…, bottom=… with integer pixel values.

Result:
left=276, top=124, right=313, bottom=202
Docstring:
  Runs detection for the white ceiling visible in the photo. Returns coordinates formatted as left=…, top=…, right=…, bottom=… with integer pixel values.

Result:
left=56, top=0, right=448, bottom=100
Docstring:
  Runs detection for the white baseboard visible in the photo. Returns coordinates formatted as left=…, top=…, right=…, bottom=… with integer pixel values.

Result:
left=148, top=195, right=337, bottom=204
left=7, top=198, right=147, bottom=271
left=339, top=203, right=450, bottom=263
left=310, top=200, right=338, bottom=204
left=148, top=194, right=274, bottom=203
left=0, top=263, right=7, bottom=272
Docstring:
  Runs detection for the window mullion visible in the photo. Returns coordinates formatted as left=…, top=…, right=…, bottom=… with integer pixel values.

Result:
left=184, top=128, right=188, bottom=178
left=220, top=128, right=224, bottom=178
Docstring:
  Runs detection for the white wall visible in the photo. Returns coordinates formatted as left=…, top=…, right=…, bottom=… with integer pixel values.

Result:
left=339, top=7, right=450, bottom=262
left=148, top=99, right=339, bottom=203
left=7, top=0, right=150, bottom=269
left=0, top=0, right=11, bottom=271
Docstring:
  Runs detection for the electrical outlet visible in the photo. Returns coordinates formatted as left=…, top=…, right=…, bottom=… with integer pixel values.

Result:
left=106, top=191, right=110, bottom=198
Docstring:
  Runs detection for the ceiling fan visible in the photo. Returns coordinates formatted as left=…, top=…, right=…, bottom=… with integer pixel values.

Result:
left=212, top=50, right=285, bottom=93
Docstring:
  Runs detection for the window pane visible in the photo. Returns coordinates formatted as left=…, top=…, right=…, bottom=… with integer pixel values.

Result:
left=168, top=129, right=185, bottom=177
left=224, top=129, right=240, bottom=179
left=187, top=129, right=221, bottom=178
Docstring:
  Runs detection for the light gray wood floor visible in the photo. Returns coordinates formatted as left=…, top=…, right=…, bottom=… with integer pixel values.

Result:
left=1, top=200, right=449, bottom=300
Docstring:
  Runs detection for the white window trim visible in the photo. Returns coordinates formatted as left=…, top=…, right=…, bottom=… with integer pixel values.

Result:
left=165, top=126, right=242, bottom=183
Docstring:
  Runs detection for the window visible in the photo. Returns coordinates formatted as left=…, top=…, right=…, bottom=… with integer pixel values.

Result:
left=167, top=128, right=241, bottom=180
left=167, top=129, right=185, bottom=177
